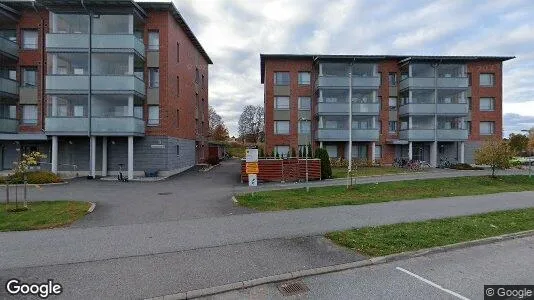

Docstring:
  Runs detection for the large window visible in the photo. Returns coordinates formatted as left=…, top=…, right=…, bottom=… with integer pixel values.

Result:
left=22, top=30, right=38, bottom=49
left=22, top=68, right=37, bottom=87
left=325, top=145, right=338, bottom=158
left=480, top=121, right=495, bottom=135
left=298, top=120, right=311, bottom=133
left=480, top=97, right=495, bottom=111
left=149, top=68, right=159, bottom=88
left=134, top=106, right=143, bottom=119
left=274, top=145, right=290, bottom=158
left=274, top=72, right=290, bottom=85
left=274, top=121, right=290, bottom=134
left=47, top=53, right=88, bottom=75
left=148, top=31, right=159, bottom=50
left=375, top=145, right=382, bottom=160
left=51, top=13, right=89, bottom=33
left=388, top=73, right=397, bottom=86
left=298, top=97, right=311, bottom=110
left=0, top=104, right=16, bottom=119
left=22, top=105, right=37, bottom=124
left=389, top=97, right=397, bottom=111
left=92, top=14, right=131, bottom=34
left=148, top=106, right=159, bottom=125
left=91, top=53, right=129, bottom=75
left=274, top=97, right=289, bottom=110
left=47, top=95, right=88, bottom=117
left=298, top=72, right=310, bottom=85
left=480, top=73, right=495, bottom=86
left=388, top=121, right=397, bottom=133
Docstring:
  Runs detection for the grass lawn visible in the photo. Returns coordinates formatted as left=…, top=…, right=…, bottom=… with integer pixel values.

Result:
left=0, top=201, right=91, bottom=232
left=331, top=166, right=409, bottom=178
left=326, top=208, right=534, bottom=257
left=237, top=175, right=534, bottom=211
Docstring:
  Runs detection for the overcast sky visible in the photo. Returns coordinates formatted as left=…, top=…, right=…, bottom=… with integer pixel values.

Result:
left=141, top=0, right=534, bottom=137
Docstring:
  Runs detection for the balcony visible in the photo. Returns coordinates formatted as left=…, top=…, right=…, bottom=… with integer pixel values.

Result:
left=0, top=118, right=18, bottom=133
left=45, top=117, right=145, bottom=136
left=46, top=33, right=90, bottom=50
left=399, top=77, right=435, bottom=90
left=0, top=77, right=19, bottom=97
left=91, top=76, right=145, bottom=96
left=315, top=129, right=379, bottom=141
left=399, top=103, right=435, bottom=115
left=317, top=76, right=380, bottom=88
left=0, top=36, right=18, bottom=59
left=437, top=103, right=468, bottom=115
left=46, top=75, right=89, bottom=94
left=316, top=102, right=380, bottom=115
left=92, top=35, right=145, bottom=58
left=399, top=129, right=468, bottom=141
left=437, top=77, right=468, bottom=88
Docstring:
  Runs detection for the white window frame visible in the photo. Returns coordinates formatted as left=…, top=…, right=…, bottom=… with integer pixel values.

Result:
left=274, top=72, right=290, bottom=85
left=389, top=97, right=397, bottom=110
left=298, top=72, right=311, bottom=85
left=298, top=96, right=311, bottom=110
left=274, top=97, right=289, bottom=110
left=298, top=120, right=311, bottom=134
left=22, top=105, right=38, bottom=124
left=274, top=121, right=290, bottom=135
left=479, top=97, right=495, bottom=111
left=480, top=121, right=495, bottom=135
left=375, top=145, right=382, bottom=159
left=148, top=105, right=159, bottom=126
left=148, top=68, right=159, bottom=88
left=388, top=121, right=397, bottom=133
left=22, top=29, right=38, bottom=50
left=274, top=145, right=290, bottom=158
left=148, top=31, right=159, bottom=51
left=479, top=73, right=495, bottom=86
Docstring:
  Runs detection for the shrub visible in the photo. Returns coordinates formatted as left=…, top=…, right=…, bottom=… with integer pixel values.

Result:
left=2, top=171, right=62, bottom=184
left=450, top=163, right=484, bottom=170
left=206, top=156, right=220, bottom=166
left=315, top=148, right=332, bottom=179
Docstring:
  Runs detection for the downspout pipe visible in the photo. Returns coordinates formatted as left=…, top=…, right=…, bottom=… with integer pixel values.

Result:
left=31, top=2, right=45, bottom=133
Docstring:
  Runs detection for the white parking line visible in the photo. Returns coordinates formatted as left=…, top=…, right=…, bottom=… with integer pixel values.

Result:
left=396, top=267, right=470, bottom=300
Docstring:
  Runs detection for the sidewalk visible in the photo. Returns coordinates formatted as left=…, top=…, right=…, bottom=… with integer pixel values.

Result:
left=2, top=190, right=534, bottom=270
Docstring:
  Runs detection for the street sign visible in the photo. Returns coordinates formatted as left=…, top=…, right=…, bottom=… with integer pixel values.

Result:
left=248, top=174, right=257, bottom=187
left=245, top=148, right=258, bottom=162
left=246, top=162, right=259, bottom=174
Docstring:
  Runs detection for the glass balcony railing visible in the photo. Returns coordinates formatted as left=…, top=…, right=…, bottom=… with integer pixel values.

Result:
left=0, top=118, right=18, bottom=133
left=399, top=129, right=468, bottom=141
left=316, top=102, right=380, bottom=115
left=45, top=116, right=145, bottom=136
left=399, top=77, right=469, bottom=90
left=0, top=77, right=19, bottom=96
left=92, top=75, right=145, bottom=96
left=46, top=33, right=145, bottom=57
left=317, top=76, right=380, bottom=88
left=0, top=36, right=18, bottom=59
left=315, top=128, right=379, bottom=141
left=399, top=103, right=468, bottom=115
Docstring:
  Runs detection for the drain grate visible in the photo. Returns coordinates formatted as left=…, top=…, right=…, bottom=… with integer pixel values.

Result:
left=277, top=280, right=309, bottom=296
left=157, top=192, right=173, bottom=195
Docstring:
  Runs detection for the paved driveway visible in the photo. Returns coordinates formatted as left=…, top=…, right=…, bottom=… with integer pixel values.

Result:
left=1, top=159, right=251, bottom=228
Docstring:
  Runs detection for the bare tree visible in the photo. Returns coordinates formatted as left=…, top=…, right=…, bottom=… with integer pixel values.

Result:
left=238, top=105, right=264, bottom=143
left=208, top=105, right=223, bottom=136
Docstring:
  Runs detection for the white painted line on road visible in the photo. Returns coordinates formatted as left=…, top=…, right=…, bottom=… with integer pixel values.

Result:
left=395, top=267, right=470, bottom=300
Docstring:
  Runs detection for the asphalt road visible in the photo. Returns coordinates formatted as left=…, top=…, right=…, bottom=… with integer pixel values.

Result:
left=209, top=235, right=534, bottom=300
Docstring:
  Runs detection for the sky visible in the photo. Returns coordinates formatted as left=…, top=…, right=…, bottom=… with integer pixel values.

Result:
left=141, top=0, right=534, bottom=137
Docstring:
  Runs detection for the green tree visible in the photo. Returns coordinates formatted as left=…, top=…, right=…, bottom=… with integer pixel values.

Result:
left=258, top=147, right=264, bottom=158
left=314, top=148, right=332, bottom=179
left=528, top=129, right=534, bottom=155
left=508, top=133, right=529, bottom=155
left=475, top=138, right=513, bottom=177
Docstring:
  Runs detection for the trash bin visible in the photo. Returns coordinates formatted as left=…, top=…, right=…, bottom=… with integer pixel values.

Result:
left=144, top=169, right=158, bottom=177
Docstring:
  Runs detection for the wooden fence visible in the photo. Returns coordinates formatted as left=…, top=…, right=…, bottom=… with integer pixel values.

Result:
left=241, top=158, right=321, bottom=183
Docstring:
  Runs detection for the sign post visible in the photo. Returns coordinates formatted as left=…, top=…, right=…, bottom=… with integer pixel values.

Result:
left=245, top=148, right=259, bottom=188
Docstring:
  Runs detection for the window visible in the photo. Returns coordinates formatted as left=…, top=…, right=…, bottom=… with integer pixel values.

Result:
left=22, top=30, right=38, bottom=49
left=177, top=76, right=180, bottom=96
left=148, top=106, right=159, bottom=125
left=73, top=105, right=84, bottom=117
left=298, top=72, right=310, bottom=85
left=375, top=145, right=382, bottom=159
left=389, top=97, right=397, bottom=111
left=388, top=121, right=397, bottom=133
left=467, top=73, right=472, bottom=86
left=298, top=145, right=311, bottom=157
left=298, top=97, right=311, bottom=110
left=480, top=97, right=495, bottom=111
left=176, top=145, right=180, bottom=156
left=388, top=73, right=397, bottom=86
left=274, top=97, right=289, bottom=110
left=0, top=104, right=16, bottom=119
left=176, top=42, right=180, bottom=62
left=148, top=68, right=159, bottom=88
left=466, top=121, right=471, bottom=136
left=274, top=145, right=290, bottom=158
left=274, top=121, right=290, bottom=134
left=325, top=145, right=338, bottom=158
left=480, top=121, right=495, bottom=135
left=134, top=106, right=143, bottom=119
left=22, top=105, right=37, bottom=124
left=467, top=97, right=472, bottom=111
left=298, top=120, right=311, bottom=133
left=22, top=68, right=37, bottom=87
left=148, top=31, right=159, bottom=50
left=274, top=72, right=290, bottom=85
left=480, top=73, right=494, bottom=86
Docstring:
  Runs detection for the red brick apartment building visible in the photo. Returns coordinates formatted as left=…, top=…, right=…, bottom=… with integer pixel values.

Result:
left=261, top=54, right=513, bottom=166
left=0, top=0, right=211, bottom=179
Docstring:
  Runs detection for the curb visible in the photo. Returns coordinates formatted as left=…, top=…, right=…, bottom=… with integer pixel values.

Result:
left=87, top=202, right=96, bottom=213
left=0, top=181, right=68, bottom=187
left=145, top=229, right=534, bottom=299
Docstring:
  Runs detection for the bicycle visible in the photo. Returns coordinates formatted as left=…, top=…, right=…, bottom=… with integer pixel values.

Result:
left=438, top=157, right=451, bottom=169
left=117, top=163, right=129, bottom=182
left=407, top=159, right=422, bottom=171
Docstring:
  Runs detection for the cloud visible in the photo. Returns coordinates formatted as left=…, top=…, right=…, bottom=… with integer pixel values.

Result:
left=503, top=113, right=534, bottom=136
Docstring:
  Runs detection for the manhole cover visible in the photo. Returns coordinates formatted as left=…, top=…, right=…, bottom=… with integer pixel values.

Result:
left=158, top=192, right=172, bottom=195
left=277, top=280, right=309, bottom=296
